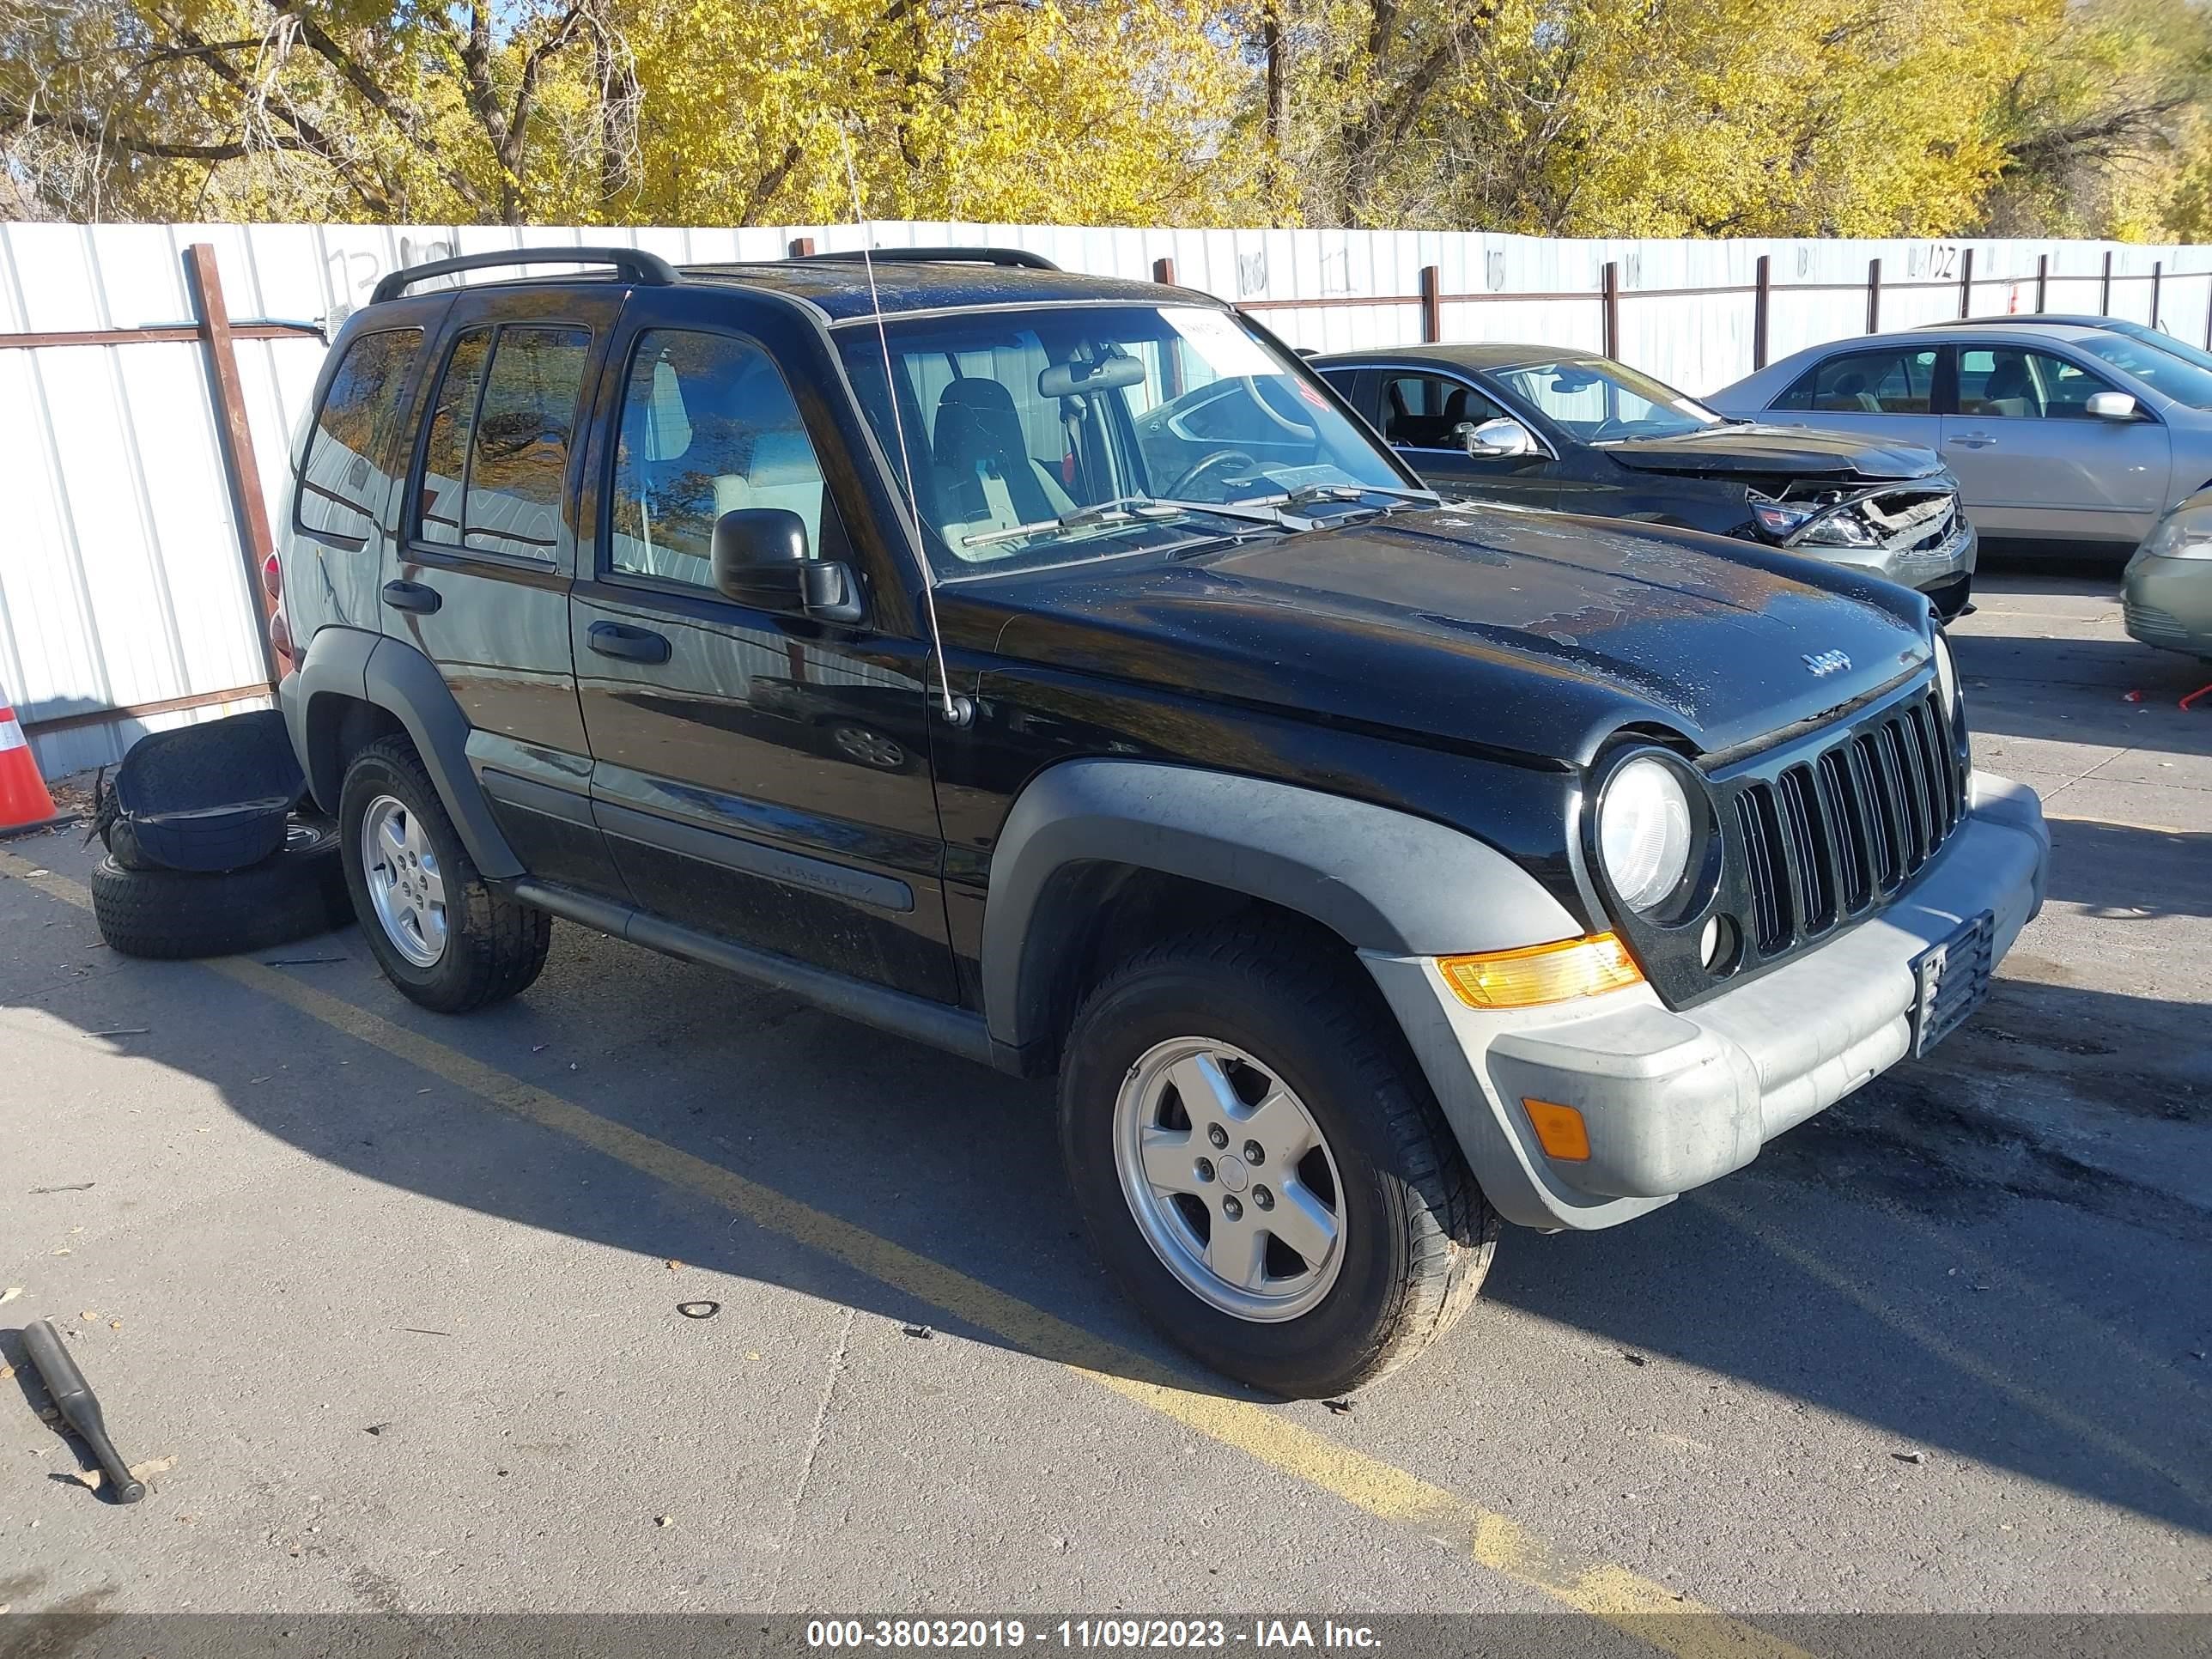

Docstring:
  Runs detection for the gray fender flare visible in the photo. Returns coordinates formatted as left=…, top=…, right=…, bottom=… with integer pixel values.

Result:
left=981, top=760, right=1581, bottom=1050
left=286, top=627, right=521, bottom=878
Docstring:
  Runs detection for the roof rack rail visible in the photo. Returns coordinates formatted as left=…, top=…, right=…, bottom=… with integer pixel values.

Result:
left=370, top=246, right=679, bottom=306
left=792, top=246, right=1061, bottom=272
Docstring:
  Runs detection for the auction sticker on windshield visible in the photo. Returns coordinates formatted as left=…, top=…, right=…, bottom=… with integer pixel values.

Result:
left=1164, top=307, right=1279, bottom=378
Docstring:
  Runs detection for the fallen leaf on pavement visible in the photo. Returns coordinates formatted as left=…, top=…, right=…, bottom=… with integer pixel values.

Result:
left=129, top=1455, right=177, bottom=1480
left=0, top=1287, right=21, bottom=1304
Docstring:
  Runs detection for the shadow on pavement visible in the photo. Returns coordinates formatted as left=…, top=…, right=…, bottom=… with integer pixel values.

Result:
left=5, top=838, right=2210, bottom=1542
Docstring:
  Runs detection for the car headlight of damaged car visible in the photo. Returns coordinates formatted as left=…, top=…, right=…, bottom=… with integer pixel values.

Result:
left=1747, top=491, right=1879, bottom=548
left=1599, top=756, right=1694, bottom=914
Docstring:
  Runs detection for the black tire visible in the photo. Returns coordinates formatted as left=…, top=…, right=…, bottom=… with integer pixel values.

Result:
left=338, top=735, right=548, bottom=1013
left=90, top=818, right=352, bottom=959
left=1059, top=916, right=1496, bottom=1398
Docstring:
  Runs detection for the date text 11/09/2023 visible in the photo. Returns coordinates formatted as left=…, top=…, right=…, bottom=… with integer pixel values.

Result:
left=805, top=1620, right=1382, bottom=1650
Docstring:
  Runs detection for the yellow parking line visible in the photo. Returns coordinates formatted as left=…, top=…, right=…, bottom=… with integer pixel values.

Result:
left=2041, top=810, right=2191, bottom=836
left=4, top=848, right=1809, bottom=1659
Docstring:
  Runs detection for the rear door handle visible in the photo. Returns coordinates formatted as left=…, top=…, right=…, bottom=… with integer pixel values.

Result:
left=586, top=620, right=672, bottom=665
left=1947, top=434, right=1997, bottom=449
left=381, top=580, right=441, bottom=614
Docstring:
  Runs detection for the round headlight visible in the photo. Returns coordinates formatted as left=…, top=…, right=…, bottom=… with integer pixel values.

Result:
left=1933, top=629, right=1959, bottom=714
left=1599, top=756, right=1694, bottom=914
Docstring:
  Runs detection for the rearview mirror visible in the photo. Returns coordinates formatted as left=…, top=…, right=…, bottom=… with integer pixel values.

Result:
left=1038, top=354, right=1146, bottom=399
left=2086, top=391, right=2139, bottom=422
left=712, top=508, right=862, bottom=623
left=1455, top=417, right=1536, bottom=459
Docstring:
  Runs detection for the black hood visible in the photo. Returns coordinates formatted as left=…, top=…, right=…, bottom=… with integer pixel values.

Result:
left=1600, top=423, right=1947, bottom=482
left=944, top=503, right=1935, bottom=767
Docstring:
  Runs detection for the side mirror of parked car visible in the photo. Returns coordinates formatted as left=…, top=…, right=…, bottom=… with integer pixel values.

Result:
left=712, top=508, right=864, bottom=623
left=2086, top=391, right=2140, bottom=423
left=1455, top=416, right=1537, bottom=459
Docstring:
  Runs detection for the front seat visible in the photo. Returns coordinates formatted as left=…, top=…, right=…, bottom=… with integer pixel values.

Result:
left=1978, top=357, right=2035, bottom=418
left=933, top=377, right=1073, bottom=551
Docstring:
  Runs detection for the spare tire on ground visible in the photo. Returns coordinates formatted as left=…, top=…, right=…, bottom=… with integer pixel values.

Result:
left=91, top=817, right=355, bottom=960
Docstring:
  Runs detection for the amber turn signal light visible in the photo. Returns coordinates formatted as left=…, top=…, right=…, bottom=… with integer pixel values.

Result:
left=1436, top=933, right=1644, bottom=1009
left=1522, top=1098, right=1592, bottom=1162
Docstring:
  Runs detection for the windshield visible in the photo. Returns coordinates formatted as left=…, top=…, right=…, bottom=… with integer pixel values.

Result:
left=1489, top=359, right=1724, bottom=443
left=836, top=305, right=1414, bottom=576
left=2104, top=320, right=2212, bottom=377
left=2073, top=331, right=2212, bottom=410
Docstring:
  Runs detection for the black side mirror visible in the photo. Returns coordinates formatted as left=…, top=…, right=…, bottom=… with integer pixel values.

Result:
left=711, top=508, right=863, bottom=623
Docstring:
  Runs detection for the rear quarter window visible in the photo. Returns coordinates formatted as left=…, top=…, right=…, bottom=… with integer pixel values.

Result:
left=295, top=328, right=422, bottom=544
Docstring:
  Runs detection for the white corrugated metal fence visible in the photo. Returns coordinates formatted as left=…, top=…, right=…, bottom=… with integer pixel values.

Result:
left=3, top=220, right=2209, bottom=775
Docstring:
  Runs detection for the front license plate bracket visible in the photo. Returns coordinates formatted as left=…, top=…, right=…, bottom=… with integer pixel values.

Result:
left=1911, top=910, right=1995, bottom=1058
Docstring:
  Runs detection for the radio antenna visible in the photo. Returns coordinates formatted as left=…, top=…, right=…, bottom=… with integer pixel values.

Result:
left=836, top=128, right=963, bottom=725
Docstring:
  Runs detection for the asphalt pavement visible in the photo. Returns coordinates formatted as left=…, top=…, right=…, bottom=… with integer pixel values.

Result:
left=1, top=573, right=2208, bottom=1649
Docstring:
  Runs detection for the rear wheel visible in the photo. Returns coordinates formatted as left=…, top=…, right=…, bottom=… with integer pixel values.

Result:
left=339, top=737, right=548, bottom=1012
left=1059, top=918, right=1495, bottom=1397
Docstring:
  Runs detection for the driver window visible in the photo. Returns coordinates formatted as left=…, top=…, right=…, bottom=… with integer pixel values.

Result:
left=608, top=330, right=843, bottom=587
left=1956, top=349, right=2114, bottom=420
left=1380, top=374, right=1505, bottom=448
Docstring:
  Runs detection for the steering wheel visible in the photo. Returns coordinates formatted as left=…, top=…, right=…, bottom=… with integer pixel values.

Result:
left=1164, top=448, right=1259, bottom=500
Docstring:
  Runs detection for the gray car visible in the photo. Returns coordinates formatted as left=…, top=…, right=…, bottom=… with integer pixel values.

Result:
left=2124, top=488, right=2212, bottom=659
left=1711, top=323, right=2212, bottom=557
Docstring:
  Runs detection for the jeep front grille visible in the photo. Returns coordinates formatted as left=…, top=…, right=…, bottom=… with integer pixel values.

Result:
left=1725, top=686, right=1965, bottom=958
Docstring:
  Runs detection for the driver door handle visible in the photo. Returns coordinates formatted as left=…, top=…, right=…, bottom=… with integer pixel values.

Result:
left=1947, top=434, right=1997, bottom=449
left=586, top=620, right=672, bottom=665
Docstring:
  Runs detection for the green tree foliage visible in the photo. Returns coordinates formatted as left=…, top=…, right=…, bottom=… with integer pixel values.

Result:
left=1, top=0, right=2206, bottom=237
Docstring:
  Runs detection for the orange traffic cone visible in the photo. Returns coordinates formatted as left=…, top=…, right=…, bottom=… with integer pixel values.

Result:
left=0, top=696, right=62, bottom=836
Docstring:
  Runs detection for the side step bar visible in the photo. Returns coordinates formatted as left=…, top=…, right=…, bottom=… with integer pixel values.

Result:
left=511, top=879, right=1013, bottom=1074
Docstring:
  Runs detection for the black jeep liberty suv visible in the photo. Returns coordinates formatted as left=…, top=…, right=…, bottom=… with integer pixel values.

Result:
left=277, top=246, right=2050, bottom=1396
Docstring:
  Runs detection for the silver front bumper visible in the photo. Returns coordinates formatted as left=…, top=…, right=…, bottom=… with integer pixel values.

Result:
left=1796, top=518, right=1977, bottom=599
left=1364, top=772, right=2048, bottom=1231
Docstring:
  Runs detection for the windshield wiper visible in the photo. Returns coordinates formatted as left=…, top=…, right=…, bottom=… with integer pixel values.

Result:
left=1246, top=482, right=1442, bottom=514
left=959, top=495, right=1309, bottom=550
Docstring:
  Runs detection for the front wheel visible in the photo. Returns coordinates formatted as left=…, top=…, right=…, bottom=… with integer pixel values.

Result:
left=1059, top=919, right=1496, bottom=1397
left=338, top=736, right=549, bottom=1013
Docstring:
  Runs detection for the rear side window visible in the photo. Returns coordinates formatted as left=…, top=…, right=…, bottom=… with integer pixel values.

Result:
left=295, top=328, right=422, bottom=544
left=413, top=324, right=592, bottom=560
left=1772, top=348, right=1937, bottom=415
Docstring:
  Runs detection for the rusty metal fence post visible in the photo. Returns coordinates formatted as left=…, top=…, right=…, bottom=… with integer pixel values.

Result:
left=1419, top=265, right=1441, bottom=343
left=1866, top=258, right=1882, bottom=332
left=2152, top=261, right=2163, bottom=330
left=1152, top=257, right=1176, bottom=286
left=2100, top=251, right=2114, bottom=314
left=788, top=236, right=815, bottom=257
left=2035, top=253, right=2049, bottom=313
left=1958, top=248, right=1974, bottom=319
left=1601, top=261, right=1620, bottom=360
left=184, top=243, right=279, bottom=690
